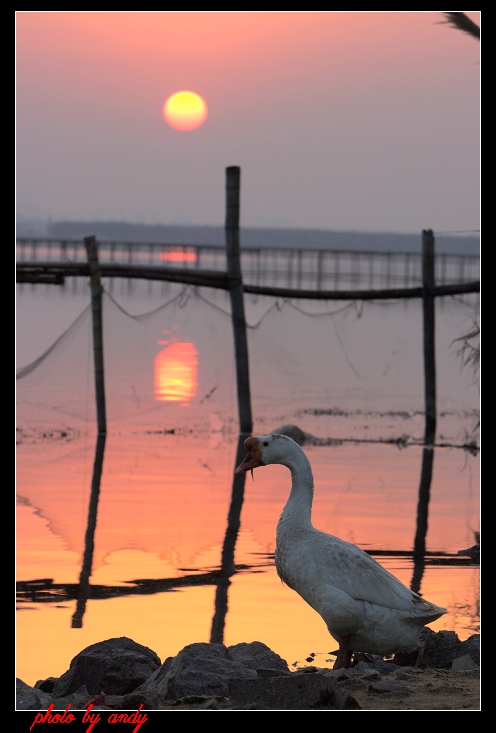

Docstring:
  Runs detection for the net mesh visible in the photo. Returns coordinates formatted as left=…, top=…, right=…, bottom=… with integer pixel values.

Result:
left=17, top=281, right=480, bottom=444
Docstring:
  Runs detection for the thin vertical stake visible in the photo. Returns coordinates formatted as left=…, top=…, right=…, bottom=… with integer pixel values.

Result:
left=412, top=229, right=437, bottom=574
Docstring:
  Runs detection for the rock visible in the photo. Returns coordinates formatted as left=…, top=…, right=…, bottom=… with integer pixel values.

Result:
left=351, top=663, right=382, bottom=679
left=353, top=659, right=394, bottom=675
left=16, top=678, right=93, bottom=711
left=458, top=633, right=480, bottom=666
left=367, top=680, right=412, bottom=697
left=15, top=631, right=480, bottom=711
left=228, top=671, right=335, bottom=709
left=337, top=676, right=367, bottom=690
left=227, top=641, right=289, bottom=672
left=130, top=656, right=173, bottom=708
left=16, top=678, right=53, bottom=710
left=136, top=642, right=261, bottom=706
left=48, top=686, right=96, bottom=711
left=393, top=628, right=463, bottom=669
left=451, top=654, right=479, bottom=672
left=420, top=629, right=463, bottom=669
left=391, top=650, right=421, bottom=667
left=273, top=425, right=309, bottom=445
left=51, top=637, right=161, bottom=698
left=35, top=677, right=57, bottom=693
left=154, top=642, right=258, bottom=702
left=331, top=684, right=363, bottom=710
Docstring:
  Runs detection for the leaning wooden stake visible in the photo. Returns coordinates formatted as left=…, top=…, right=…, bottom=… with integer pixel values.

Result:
left=412, top=229, right=437, bottom=578
left=211, top=167, right=253, bottom=643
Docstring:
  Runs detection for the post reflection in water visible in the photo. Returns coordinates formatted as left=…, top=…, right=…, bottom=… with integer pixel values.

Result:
left=210, top=433, right=249, bottom=644
left=71, top=432, right=106, bottom=628
left=154, top=338, right=198, bottom=405
left=65, top=431, right=249, bottom=635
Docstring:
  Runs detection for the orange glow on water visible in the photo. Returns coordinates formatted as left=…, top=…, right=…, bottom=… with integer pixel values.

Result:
left=160, top=251, right=197, bottom=263
left=16, top=436, right=479, bottom=687
left=154, top=340, right=198, bottom=405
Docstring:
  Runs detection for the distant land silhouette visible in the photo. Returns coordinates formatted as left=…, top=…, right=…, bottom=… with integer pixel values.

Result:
left=16, top=218, right=480, bottom=256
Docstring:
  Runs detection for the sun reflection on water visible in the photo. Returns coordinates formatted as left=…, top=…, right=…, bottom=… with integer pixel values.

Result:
left=154, top=339, right=198, bottom=405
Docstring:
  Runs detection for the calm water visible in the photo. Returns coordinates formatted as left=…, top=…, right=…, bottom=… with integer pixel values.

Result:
left=16, top=279, right=480, bottom=687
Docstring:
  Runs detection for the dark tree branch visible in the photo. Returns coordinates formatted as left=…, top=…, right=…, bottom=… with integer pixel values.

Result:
left=442, top=11, right=480, bottom=40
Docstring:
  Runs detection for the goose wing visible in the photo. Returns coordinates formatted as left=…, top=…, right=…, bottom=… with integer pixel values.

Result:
left=293, top=531, right=445, bottom=617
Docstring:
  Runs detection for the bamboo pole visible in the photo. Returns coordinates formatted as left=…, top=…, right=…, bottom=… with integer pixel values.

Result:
left=412, top=229, right=437, bottom=577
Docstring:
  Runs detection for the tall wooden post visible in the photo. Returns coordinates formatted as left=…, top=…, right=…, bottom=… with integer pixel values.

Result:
left=225, top=166, right=253, bottom=437
left=84, top=235, right=107, bottom=435
left=412, top=229, right=437, bottom=576
left=211, top=167, right=253, bottom=643
left=421, top=229, right=437, bottom=442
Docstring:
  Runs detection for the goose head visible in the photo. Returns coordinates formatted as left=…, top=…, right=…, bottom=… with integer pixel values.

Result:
left=235, top=434, right=302, bottom=474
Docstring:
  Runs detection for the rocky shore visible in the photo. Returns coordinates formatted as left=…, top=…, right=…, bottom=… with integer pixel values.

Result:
left=16, top=629, right=480, bottom=712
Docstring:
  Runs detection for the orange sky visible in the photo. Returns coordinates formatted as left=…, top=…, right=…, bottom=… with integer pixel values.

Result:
left=15, top=11, right=480, bottom=233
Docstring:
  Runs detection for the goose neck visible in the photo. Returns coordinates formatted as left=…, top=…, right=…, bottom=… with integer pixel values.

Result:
left=279, top=455, right=315, bottom=527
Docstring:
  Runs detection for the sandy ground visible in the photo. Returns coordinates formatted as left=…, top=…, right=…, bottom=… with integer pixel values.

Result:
left=155, top=667, right=480, bottom=711
left=337, top=668, right=480, bottom=711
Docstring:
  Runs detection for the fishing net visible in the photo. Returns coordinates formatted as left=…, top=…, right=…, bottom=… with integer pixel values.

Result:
left=16, top=279, right=479, bottom=444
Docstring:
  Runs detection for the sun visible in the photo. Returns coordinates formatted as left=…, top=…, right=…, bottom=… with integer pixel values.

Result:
left=163, top=91, right=208, bottom=131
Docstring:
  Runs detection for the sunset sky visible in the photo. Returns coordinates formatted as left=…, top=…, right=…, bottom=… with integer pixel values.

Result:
left=15, top=11, right=480, bottom=235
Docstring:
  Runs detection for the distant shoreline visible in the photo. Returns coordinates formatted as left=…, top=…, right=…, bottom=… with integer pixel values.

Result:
left=16, top=220, right=480, bottom=256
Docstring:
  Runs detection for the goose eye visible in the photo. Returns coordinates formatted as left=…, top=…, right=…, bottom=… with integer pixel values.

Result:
left=262, top=441, right=269, bottom=447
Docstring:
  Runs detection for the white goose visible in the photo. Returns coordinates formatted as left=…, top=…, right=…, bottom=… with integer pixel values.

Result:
left=235, top=434, right=447, bottom=669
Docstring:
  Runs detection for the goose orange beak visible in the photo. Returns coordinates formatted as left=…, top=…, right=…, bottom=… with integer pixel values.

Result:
left=235, top=454, right=263, bottom=474
left=234, top=437, right=264, bottom=474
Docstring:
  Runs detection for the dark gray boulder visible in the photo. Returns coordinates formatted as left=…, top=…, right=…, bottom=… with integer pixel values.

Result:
left=139, top=642, right=258, bottom=704
left=458, top=634, right=480, bottom=666
left=51, top=637, right=161, bottom=697
left=228, top=672, right=329, bottom=709
left=227, top=641, right=289, bottom=672
left=392, top=628, right=479, bottom=670
left=16, top=678, right=53, bottom=711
